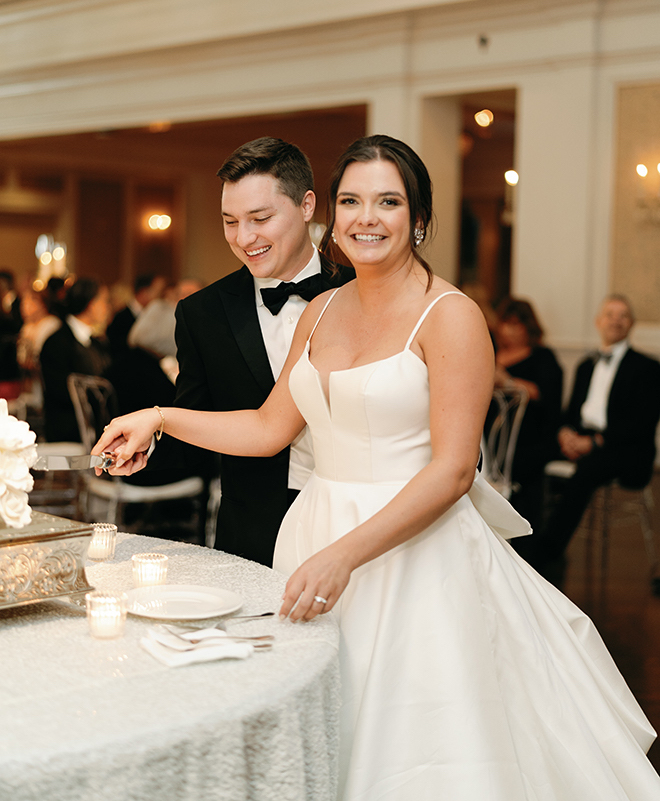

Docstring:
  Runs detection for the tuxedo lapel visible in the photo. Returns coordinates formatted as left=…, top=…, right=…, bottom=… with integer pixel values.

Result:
left=217, top=258, right=351, bottom=399
left=219, top=267, right=275, bottom=397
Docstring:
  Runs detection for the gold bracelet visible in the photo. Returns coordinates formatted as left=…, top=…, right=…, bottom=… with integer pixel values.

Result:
left=154, top=406, right=165, bottom=441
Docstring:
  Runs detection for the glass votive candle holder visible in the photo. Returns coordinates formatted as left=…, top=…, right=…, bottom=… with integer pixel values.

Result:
left=85, top=591, right=127, bottom=639
left=87, top=523, right=118, bottom=561
left=132, top=553, right=168, bottom=587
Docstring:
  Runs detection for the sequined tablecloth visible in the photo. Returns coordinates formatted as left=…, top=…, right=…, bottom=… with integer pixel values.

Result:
left=0, top=532, right=341, bottom=801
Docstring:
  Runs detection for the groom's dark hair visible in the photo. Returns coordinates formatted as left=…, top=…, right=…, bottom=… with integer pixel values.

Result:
left=217, top=137, right=314, bottom=206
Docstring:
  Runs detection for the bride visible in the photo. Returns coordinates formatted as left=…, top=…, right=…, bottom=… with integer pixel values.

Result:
left=95, top=135, right=660, bottom=800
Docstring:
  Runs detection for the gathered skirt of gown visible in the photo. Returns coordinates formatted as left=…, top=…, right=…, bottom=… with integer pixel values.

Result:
left=273, top=291, right=660, bottom=801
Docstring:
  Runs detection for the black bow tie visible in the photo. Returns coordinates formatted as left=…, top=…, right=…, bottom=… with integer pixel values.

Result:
left=260, top=274, right=325, bottom=316
left=596, top=351, right=613, bottom=364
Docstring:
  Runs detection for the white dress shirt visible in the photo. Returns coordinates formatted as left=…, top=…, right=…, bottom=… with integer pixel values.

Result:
left=128, top=298, right=143, bottom=318
left=253, top=247, right=321, bottom=491
left=580, top=339, right=629, bottom=432
left=66, top=314, right=93, bottom=347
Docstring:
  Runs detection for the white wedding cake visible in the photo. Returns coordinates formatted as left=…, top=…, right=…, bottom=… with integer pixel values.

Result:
left=0, top=398, right=38, bottom=528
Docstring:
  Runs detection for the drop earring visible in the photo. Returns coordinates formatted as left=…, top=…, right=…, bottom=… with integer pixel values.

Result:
left=414, top=228, right=424, bottom=247
left=331, top=231, right=337, bottom=244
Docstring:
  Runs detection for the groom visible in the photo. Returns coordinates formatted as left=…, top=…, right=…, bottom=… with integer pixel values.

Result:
left=147, top=137, right=353, bottom=565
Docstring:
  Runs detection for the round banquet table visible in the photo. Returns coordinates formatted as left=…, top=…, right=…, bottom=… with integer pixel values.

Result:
left=0, top=532, right=341, bottom=801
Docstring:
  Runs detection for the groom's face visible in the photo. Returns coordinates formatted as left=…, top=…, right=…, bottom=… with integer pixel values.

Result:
left=221, top=173, right=316, bottom=282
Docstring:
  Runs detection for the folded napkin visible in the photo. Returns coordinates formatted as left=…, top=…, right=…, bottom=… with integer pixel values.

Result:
left=140, top=627, right=253, bottom=667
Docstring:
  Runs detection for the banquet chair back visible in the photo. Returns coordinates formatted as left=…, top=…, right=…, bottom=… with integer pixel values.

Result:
left=67, top=373, right=117, bottom=452
left=66, top=373, right=205, bottom=531
left=482, top=386, right=529, bottom=500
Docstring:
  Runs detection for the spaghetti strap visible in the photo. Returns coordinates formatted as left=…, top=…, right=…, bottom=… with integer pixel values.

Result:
left=308, top=287, right=341, bottom=342
left=404, top=290, right=465, bottom=350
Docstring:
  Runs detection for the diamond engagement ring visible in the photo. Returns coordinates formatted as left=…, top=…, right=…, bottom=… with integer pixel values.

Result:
left=314, top=595, right=328, bottom=605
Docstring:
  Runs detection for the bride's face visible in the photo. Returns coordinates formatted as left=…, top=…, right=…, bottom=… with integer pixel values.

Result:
left=333, top=159, right=412, bottom=270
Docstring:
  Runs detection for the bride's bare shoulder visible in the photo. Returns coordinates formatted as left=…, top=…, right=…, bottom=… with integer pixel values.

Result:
left=422, top=280, right=490, bottom=339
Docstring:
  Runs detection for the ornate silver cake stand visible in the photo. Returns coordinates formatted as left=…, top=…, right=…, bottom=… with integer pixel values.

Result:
left=0, top=511, right=94, bottom=609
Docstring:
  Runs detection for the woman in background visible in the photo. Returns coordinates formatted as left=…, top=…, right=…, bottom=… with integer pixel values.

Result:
left=491, top=297, right=563, bottom=533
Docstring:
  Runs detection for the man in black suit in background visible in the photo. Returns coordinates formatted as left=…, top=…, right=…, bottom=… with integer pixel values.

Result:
left=133, top=138, right=353, bottom=565
left=106, top=273, right=165, bottom=363
left=530, top=294, right=660, bottom=577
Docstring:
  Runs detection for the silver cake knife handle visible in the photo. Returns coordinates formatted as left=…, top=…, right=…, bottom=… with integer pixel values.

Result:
left=32, top=452, right=116, bottom=471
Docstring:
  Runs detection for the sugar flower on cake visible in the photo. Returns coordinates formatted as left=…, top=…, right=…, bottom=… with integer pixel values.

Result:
left=0, top=399, right=38, bottom=528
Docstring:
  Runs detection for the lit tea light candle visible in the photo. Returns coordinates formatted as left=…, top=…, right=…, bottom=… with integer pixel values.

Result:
left=87, top=523, right=118, bottom=561
left=86, top=591, right=127, bottom=638
left=132, top=553, right=168, bottom=587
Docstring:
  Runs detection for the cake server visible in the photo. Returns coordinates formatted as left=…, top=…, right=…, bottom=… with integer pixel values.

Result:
left=32, top=452, right=116, bottom=471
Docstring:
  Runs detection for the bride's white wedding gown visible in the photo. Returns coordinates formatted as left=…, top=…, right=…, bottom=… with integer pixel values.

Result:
left=273, top=290, right=660, bottom=800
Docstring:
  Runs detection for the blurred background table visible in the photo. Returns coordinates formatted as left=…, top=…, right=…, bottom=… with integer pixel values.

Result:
left=0, top=532, right=340, bottom=801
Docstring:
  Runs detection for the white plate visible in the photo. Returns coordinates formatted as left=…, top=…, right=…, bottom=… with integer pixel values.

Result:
left=126, top=584, right=242, bottom=620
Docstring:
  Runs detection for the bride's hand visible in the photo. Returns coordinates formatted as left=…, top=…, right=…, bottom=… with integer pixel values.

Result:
left=92, top=407, right=162, bottom=474
left=279, top=544, right=353, bottom=622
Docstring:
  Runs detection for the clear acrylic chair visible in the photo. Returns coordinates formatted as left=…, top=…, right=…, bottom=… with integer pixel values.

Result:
left=67, top=373, right=205, bottom=531
left=481, top=386, right=529, bottom=500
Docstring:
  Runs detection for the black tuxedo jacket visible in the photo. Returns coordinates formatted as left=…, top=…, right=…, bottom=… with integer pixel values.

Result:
left=40, top=322, right=111, bottom=443
left=151, top=255, right=354, bottom=565
left=563, top=347, right=660, bottom=488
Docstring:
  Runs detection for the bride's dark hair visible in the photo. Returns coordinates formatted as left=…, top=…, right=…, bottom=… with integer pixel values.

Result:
left=320, top=134, right=434, bottom=289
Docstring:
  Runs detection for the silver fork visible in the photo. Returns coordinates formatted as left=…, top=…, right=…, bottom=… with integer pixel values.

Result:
left=170, top=612, right=275, bottom=633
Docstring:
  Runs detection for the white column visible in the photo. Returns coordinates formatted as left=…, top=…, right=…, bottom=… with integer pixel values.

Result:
left=367, top=85, right=413, bottom=141
left=513, top=66, right=597, bottom=349
left=419, top=95, right=461, bottom=282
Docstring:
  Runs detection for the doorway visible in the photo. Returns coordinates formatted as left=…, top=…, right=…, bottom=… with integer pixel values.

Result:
left=457, top=88, right=517, bottom=307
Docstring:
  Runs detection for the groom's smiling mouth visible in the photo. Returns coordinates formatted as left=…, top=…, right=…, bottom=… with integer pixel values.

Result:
left=245, top=245, right=272, bottom=257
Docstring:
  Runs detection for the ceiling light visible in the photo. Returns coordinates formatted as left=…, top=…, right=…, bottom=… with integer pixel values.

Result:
left=474, top=109, right=494, bottom=127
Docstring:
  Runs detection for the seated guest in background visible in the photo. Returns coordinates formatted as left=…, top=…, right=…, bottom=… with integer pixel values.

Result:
left=113, top=279, right=203, bottom=414
left=106, top=273, right=165, bottom=363
left=45, top=276, right=68, bottom=320
left=109, top=281, right=133, bottom=317
left=17, top=287, right=61, bottom=413
left=108, top=278, right=206, bottom=528
left=490, top=297, right=563, bottom=533
left=529, top=294, right=660, bottom=580
left=126, top=278, right=203, bottom=383
left=17, top=287, right=61, bottom=372
left=40, top=278, right=112, bottom=442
